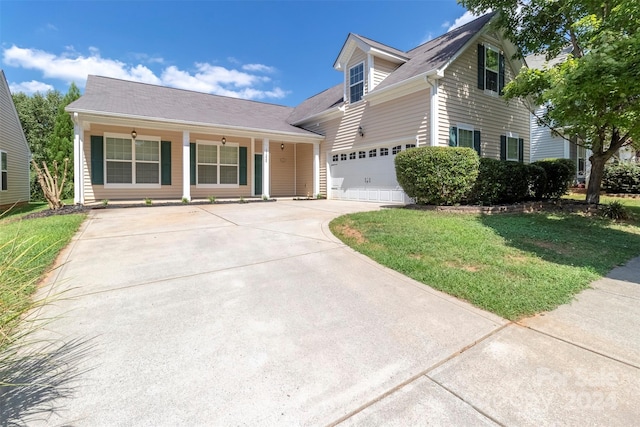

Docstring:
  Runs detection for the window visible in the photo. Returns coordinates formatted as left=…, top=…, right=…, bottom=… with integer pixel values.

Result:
left=406, top=144, right=416, bottom=149
left=458, top=129, right=474, bottom=149
left=369, top=149, right=377, bottom=158
left=197, top=142, right=238, bottom=186
left=349, top=152, right=356, bottom=160
left=358, top=151, right=366, bottom=159
left=577, top=145, right=586, bottom=177
left=392, top=145, right=402, bottom=155
left=485, top=46, right=499, bottom=92
left=506, top=136, right=519, bottom=161
left=349, top=62, right=364, bottom=103
left=105, top=135, right=160, bottom=185
left=340, top=153, right=347, bottom=161
left=380, top=148, right=389, bottom=156
left=332, top=154, right=339, bottom=162
left=1, top=151, right=7, bottom=191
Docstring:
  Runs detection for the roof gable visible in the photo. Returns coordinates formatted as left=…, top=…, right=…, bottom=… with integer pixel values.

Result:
left=0, top=69, right=30, bottom=154
left=333, top=33, right=409, bottom=71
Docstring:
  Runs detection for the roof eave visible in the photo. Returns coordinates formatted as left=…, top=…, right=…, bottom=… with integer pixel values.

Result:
left=289, top=105, right=344, bottom=127
left=365, top=69, right=441, bottom=106
left=67, top=108, right=324, bottom=141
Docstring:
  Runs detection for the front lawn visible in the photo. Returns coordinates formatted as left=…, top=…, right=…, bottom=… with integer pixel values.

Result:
left=0, top=208, right=86, bottom=349
left=330, top=207, right=640, bottom=320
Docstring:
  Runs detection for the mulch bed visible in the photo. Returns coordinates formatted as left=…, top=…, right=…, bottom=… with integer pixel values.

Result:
left=22, top=204, right=89, bottom=220
left=405, top=200, right=599, bottom=215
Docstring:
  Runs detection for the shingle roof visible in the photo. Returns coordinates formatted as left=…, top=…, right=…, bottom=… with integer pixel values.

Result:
left=349, top=34, right=409, bottom=60
left=525, top=46, right=573, bottom=70
left=67, top=76, right=320, bottom=137
left=287, top=84, right=344, bottom=125
left=289, top=12, right=496, bottom=124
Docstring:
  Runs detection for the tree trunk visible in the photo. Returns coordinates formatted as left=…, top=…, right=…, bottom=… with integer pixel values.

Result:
left=586, top=154, right=607, bottom=204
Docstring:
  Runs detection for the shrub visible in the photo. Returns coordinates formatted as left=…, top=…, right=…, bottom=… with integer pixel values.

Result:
left=532, top=159, right=575, bottom=199
left=602, top=163, right=640, bottom=194
left=395, top=147, right=479, bottom=205
left=600, top=201, right=630, bottom=220
left=469, top=159, right=542, bottom=205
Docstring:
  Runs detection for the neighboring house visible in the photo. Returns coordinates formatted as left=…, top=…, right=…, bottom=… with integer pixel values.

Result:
left=0, top=69, right=31, bottom=210
left=67, top=12, right=530, bottom=205
left=527, top=48, right=591, bottom=183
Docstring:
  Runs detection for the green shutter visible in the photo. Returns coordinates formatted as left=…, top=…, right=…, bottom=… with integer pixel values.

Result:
left=500, top=135, right=507, bottom=161
left=449, top=126, right=458, bottom=147
left=518, top=138, right=524, bottom=163
left=90, top=135, right=104, bottom=185
left=473, top=130, right=481, bottom=156
left=477, top=44, right=485, bottom=90
left=161, top=141, right=171, bottom=185
left=498, top=53, right=505, bottom=95
left=190, top=143, right=196, bottom=185
left=239, top=146, right=247, bottom=185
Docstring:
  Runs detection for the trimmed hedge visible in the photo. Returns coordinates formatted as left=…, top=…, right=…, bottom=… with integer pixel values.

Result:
left=469, top=158, right=546, bottom=205
left=603, top=163, right=640, bottom=194
left=395, top=147, right=479, bottom=205
left=532, top=159, right=575, bottom=199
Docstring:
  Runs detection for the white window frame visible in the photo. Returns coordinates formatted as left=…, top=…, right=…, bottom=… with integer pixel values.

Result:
left=1, top=150, right=7, bottom=191
left=195, top=140, right=240, bottom=188
left=349, top=61, right=365, bottom=103
left=104, top=133, right=161, bottom=189
left=484, top=44, right=500, bottom=95
left=506, top=132, right=519, bottom=161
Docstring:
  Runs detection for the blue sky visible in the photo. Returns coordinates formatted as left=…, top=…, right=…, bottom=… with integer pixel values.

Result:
left=1, top=0, right=480, bottom=107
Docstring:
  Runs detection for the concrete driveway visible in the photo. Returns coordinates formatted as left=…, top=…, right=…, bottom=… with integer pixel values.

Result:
left=12, top=200, right=640, bottom=426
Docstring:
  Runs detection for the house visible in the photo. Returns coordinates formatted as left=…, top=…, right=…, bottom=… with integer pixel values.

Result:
left=0, top=69, right=31, bottom=210
left=527, top=48, right=591, bottom=184
left=66, top=12, right=530, bottom=205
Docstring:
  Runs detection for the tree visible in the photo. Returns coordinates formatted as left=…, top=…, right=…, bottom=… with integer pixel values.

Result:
left=48, top=83, right=81, bottom=198
left=460, top=0, right=640, bottom=203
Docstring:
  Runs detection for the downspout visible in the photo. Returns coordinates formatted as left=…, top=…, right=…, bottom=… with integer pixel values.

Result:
left=426, top=76, right=440, bottom=147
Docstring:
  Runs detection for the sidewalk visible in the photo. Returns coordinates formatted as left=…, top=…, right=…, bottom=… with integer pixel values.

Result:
left=343, top=256, right=640, bottom=425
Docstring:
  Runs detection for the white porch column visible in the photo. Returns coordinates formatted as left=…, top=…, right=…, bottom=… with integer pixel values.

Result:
left=250, top=138, right=255, bottom=196
left=262, top=138, right=270, bottom=198
left=313, top=142, right=320, bottom=197
left=73, top=114, right=84, bottom=204
left=182, top=131, right=191, bottom=201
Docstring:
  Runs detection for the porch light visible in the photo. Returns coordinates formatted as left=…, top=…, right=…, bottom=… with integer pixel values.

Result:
left=221, top=137, right=226, bottom=145
left=280, top=143, right=285, bottom=151
left=358, top=126, right=364, bottom=137
left=131, top=129, right=137, bottom=139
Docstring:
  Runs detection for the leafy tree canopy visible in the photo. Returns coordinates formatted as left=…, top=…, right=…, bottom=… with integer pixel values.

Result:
left=460, top=0, right=640, bottom=203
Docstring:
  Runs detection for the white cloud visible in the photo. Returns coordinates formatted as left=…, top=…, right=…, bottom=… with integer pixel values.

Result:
left=2, top=45, right=287, bottom=100
left=9, top=80, right=54, bottom=95
left=242, top=63, right=275, bottom=73
left=441, top=21, right=451, bottom=29
left=448, top=11, right=482, bottom=32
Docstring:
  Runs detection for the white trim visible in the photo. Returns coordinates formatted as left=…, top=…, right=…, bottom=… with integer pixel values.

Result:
left=103, top=132, right=161, bottom=187
left=506, top=134, right=519, bottom=161
left=483, top=44, right=500, bottom=96
left=456, top=124, right=474, bottom=149
left=367, top=53, right=375, bottom=91
left=182, top=131, right=190, bottom=201
left=72, top=114, right=83, bottom=203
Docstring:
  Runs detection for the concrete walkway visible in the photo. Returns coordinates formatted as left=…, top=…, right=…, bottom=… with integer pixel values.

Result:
left=9, top=200, right=640, bottom=426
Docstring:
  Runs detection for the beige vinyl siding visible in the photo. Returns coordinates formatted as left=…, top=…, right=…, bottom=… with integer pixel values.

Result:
left=0, top=72, right=30, bottom=207
left=346, top=49, right=367, bottom=103
left=438, top=35, right=529, bottom=160
left=295, top=143, right=313, bottom=196
left=269, top=141, right=295, bottom=196
left=372, top=57, right=400, bottom=89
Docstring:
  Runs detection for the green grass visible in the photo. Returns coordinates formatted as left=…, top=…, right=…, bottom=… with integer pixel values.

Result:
left=564, top=192, right=640, bottom=220
left=330, top=207, right=640, bottom=320
left=0, top=211, right=86, bottom=348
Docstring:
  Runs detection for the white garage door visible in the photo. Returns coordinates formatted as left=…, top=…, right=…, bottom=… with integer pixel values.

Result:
left=329, top=145, right=412, bottom=204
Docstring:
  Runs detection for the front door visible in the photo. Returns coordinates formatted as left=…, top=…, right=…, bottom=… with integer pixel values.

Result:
left=254, top=154, right=263, bottom=195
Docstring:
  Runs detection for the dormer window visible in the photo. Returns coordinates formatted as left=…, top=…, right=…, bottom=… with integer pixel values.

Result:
left=349, top=62, right=364, bottom=103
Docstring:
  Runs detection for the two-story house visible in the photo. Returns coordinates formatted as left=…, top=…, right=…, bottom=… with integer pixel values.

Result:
left=66, top=12, right=529, bottom=205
